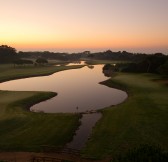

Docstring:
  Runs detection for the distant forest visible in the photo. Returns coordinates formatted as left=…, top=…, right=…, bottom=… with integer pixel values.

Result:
left=0, top=45, right=168, bottom=75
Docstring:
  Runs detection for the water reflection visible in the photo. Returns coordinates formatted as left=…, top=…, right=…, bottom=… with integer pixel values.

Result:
left=55, top=61, right=86, bottom=67
left=66, top=61, right=86, bottom=66
left=66, top=113, right=102, bottom=150
left=0, top=65, right=127, bottom=113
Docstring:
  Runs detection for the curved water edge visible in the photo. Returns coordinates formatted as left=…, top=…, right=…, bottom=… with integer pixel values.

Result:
left=0, top=64, right=128, bottom=150
left=0, top=65, right=127, bottom=113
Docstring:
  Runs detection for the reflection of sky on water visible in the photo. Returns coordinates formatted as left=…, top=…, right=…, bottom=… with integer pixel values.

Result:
left=66, top=113, right=102, bottom=150
left=66, top=61, right=86, bottom=66
left=0, top=65, right=127, bottom=113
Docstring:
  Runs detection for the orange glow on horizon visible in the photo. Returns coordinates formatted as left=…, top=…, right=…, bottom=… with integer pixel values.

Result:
left=0, top=0, right=168, bottom=53
left=4, top=34, right=166, bottom=52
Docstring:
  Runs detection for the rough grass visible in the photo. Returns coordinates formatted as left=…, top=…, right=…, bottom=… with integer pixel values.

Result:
left=83, top=73, right=168, bottom=159
left=0, top=64, right=81, bottom=151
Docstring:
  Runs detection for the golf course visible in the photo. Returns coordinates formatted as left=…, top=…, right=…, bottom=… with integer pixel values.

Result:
left=0, top=63, right=168, bottom=160
left=0, top=64, right=82, bottom=151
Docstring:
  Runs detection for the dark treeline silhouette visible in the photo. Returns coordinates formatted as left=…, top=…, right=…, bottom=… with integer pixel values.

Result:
left=88, top=50, right=148, bottom=62
left=102, top=53, right=168, bottom=75
left=17, top=50, right=150, bottom=62
left=1, top=45, right=168, bottom=75
left=0, top=45, right=165, bottom=63
left=14, top=59, right=34, bottom=66
left=119, top=53, right=168, bottom=74
left=0, top=45, right=18, bottom=63
left=18, top=51, right=69, bottom=61
left=13, top=58, right=48, bottom=67
left=18, top=51, right=89, bottom=61
left=18, top=50, right=146, bottom=61
left=35, top=57, right=48, bottom=65
left=1, top=45, right=167, bottom=63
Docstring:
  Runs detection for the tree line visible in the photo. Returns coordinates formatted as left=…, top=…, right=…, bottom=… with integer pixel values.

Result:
left=0, top=45, right=18, bottom=63
left=1, top=45, right=168, bottom=75
left=0, top=45, right=48, bottom=65
left=103, top=53, right=168, bottom=76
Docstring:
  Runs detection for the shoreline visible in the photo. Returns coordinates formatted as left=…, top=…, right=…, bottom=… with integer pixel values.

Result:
left=0, top=65, right=84, bottom=84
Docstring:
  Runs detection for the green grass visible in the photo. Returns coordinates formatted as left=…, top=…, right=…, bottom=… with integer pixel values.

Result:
left=83, top=73, right=168, bottom=159
left=0, top=90, right=80, bottom=151
left=0, top=64, right=82, bottom=151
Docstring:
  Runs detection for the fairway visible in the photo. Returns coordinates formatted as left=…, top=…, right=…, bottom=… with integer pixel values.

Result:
left=83, top=73, right=168, bottom=158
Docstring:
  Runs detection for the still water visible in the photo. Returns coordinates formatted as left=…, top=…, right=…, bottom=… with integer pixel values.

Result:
left=0, top=64, right=127, bottom=150
left=66, top=113, right=102, bottom=150
left=66, top=61, right=86, bottom=66
left=55, top=61, right=86, bottom=66
left=0, top=65, right=127, bottom=113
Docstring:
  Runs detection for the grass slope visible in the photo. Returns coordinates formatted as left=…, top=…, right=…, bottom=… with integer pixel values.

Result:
left=83, top=73, right=168, bottom=159
left=0, top=90, right=80, bottom=151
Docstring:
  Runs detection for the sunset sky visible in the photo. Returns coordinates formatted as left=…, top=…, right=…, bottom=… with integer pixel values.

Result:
left=0, top=0, right=168, bottom=54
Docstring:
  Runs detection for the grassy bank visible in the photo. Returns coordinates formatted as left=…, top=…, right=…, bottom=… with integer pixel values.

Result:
left=0, top=64, right=81, bottom=151
left=0, top=64, right=83, bottom=83
left=83, top=73, right=168, bottom=159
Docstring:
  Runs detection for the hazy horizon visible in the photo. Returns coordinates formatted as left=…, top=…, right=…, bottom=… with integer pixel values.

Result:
left=17, top=47, right=168, bottom=54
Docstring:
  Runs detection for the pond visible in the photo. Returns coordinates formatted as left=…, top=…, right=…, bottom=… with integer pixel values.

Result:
left=0, top=65, right=127, bottom=113
left=0, top=65, right=128, bottom=150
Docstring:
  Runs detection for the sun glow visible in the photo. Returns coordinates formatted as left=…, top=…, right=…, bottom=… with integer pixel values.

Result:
left=0, top=0, right=168, bottom=53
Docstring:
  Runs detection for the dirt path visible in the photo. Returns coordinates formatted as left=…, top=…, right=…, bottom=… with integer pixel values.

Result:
left=0, top=152, right=111, bottom=162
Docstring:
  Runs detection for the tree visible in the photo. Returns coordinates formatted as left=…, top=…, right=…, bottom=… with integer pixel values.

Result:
left=103, top=64, right=118, bottom=77
left=0, top=45, right=17, bottom=63
left=157, top=60, right=168, bottom=75
left=14, top=59, right=34, bottom=66
left=145, top=54, right=167, bottom=73
left=36, top=58, right=48, bottom=65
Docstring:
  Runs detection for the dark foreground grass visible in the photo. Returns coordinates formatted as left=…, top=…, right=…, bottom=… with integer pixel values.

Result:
left=0, top=64, right=82, bottom=151
left=83, top=73, right=168, bottom=159
left=0, top=90, right=80, bottom=151
left=112, top=144, right=168, bottom=162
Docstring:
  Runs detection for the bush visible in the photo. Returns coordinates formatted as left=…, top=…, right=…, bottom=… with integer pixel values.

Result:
left=36, top=58, right=48, bottom=65
left=157, top=61, right=168, bottom=75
